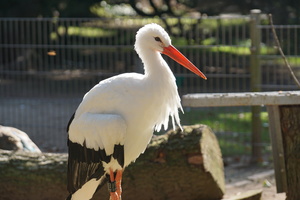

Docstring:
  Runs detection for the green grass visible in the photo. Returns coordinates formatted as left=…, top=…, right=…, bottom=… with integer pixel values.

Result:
left=181, top=108, right=268, bottom=133
left=51, top=26, right=116, bottom=39
left=180, top=108, right=271, bottom=156
left=274, top=56, right=300, bottom=66
left=209, top=45, right=277, bottom=55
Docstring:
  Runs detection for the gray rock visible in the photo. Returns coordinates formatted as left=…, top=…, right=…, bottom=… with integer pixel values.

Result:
left=0, top=125, right=41, bottom=152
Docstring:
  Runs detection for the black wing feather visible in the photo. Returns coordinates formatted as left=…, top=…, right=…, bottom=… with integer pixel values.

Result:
left=67, top=113, right=108, bottom=195
left=67, top=139, right=107, bottom=194
left=66, top=113, right=125, bottom=197
left=113, top=144, right=125, bottom=168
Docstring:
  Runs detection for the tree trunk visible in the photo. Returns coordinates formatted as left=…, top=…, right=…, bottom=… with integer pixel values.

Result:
left=0, top=124, right=224, bottom=200
left=280, top=105, right=300, bottom=200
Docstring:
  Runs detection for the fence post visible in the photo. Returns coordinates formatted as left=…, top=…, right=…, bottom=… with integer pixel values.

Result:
left=250, top=9, right=262, bottom=163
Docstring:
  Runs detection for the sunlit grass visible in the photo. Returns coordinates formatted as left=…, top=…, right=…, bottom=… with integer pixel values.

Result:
left=50, top=25, right=116, bottom=39
left=210, top=46, right=251, bottom=55
left=180, top=108, right=270, bottom=156
left=67, top=26, right=116, bottom=38
left=276, top=56, right=300, bottom=66
left=209, top=44, right=277, bottom=55
left=181, top=109, right=268, bottom=133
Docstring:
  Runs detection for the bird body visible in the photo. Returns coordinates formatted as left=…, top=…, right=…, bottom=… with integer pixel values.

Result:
left=67, top=23, right=206, bottom=200
left=69, top=72, right=180, bottom=165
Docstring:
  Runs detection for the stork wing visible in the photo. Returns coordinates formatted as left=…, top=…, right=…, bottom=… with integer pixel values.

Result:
left=67, top=112, right=126, bottom=196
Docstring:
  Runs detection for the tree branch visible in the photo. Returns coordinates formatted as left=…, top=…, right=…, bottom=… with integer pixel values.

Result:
left=149, top=0, right=159, bottom=15
left=164, top=0, right=175, bottom=16
left=129, top=0, right=156, bottom=17
left=268, top=14, right=300, bottom=88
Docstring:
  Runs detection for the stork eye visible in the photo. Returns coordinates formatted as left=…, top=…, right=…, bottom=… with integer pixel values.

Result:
left=154, top=37, right=162, bottom=42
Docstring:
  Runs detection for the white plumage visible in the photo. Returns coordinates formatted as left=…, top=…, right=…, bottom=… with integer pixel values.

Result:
left=67, top=23, right=206, bottom=200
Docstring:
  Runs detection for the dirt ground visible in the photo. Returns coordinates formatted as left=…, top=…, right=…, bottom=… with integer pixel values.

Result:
left=223, top=163, right=286, bottom=200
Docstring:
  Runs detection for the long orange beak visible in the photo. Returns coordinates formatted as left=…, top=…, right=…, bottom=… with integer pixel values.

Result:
left=162, top=45, right=207, bottom=80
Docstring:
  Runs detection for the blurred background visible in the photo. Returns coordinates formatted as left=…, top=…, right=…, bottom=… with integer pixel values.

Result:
left=0, top=0, right=300, bottom=162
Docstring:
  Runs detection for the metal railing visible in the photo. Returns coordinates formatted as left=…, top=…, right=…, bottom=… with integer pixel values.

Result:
left=0, top=14, right=299, bottom=154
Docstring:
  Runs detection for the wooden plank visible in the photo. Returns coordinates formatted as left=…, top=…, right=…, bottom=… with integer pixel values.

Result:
left=266, top=105, right=288, bottom=193
left=182, top=91, right=300, bottom=108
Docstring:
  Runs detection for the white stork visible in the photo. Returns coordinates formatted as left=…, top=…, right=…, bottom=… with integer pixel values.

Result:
left=66, top=23, right=207, bottom=200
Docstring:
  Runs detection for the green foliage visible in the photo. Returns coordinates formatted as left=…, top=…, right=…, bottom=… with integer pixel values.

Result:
left=0, top=0, right=99, bottom=17
left=90, top=1, right=137, bottom=17
left=1, top=0, right=299, bottom=25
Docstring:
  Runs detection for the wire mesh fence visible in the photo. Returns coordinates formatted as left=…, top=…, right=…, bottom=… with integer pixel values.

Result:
left=260, top=24, right=300, bottom=90
left=0, top=16, right=299, bottom=155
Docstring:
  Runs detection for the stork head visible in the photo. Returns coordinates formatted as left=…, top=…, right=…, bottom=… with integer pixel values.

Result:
left=135, top=23, right=207, bottom=80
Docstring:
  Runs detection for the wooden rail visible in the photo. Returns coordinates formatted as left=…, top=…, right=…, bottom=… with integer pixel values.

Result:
left=182, top=91, right=300, bottom=107
left=182, top=91, right=300, bottom=194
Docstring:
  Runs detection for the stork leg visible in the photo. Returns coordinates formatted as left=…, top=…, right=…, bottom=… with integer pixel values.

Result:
left=108, top=168, right=123, bottom=200
left=115, top=170, right=123, bottom=198
left=108, top=168, right=118, bottom=200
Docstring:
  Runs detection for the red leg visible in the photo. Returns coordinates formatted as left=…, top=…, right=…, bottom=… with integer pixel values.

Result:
left=115, top=170, right=123, bottom=198
left=109, top=168, right=119, bottom=200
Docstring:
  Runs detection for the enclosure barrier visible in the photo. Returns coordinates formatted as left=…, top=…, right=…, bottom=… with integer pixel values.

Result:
left=1, top=12, right=300, bottom=155
left=182, top=90, right=300, bottom=199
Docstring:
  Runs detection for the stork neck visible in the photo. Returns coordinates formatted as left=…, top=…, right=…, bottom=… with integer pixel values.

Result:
left=140, top=50, right=171, bottom=78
